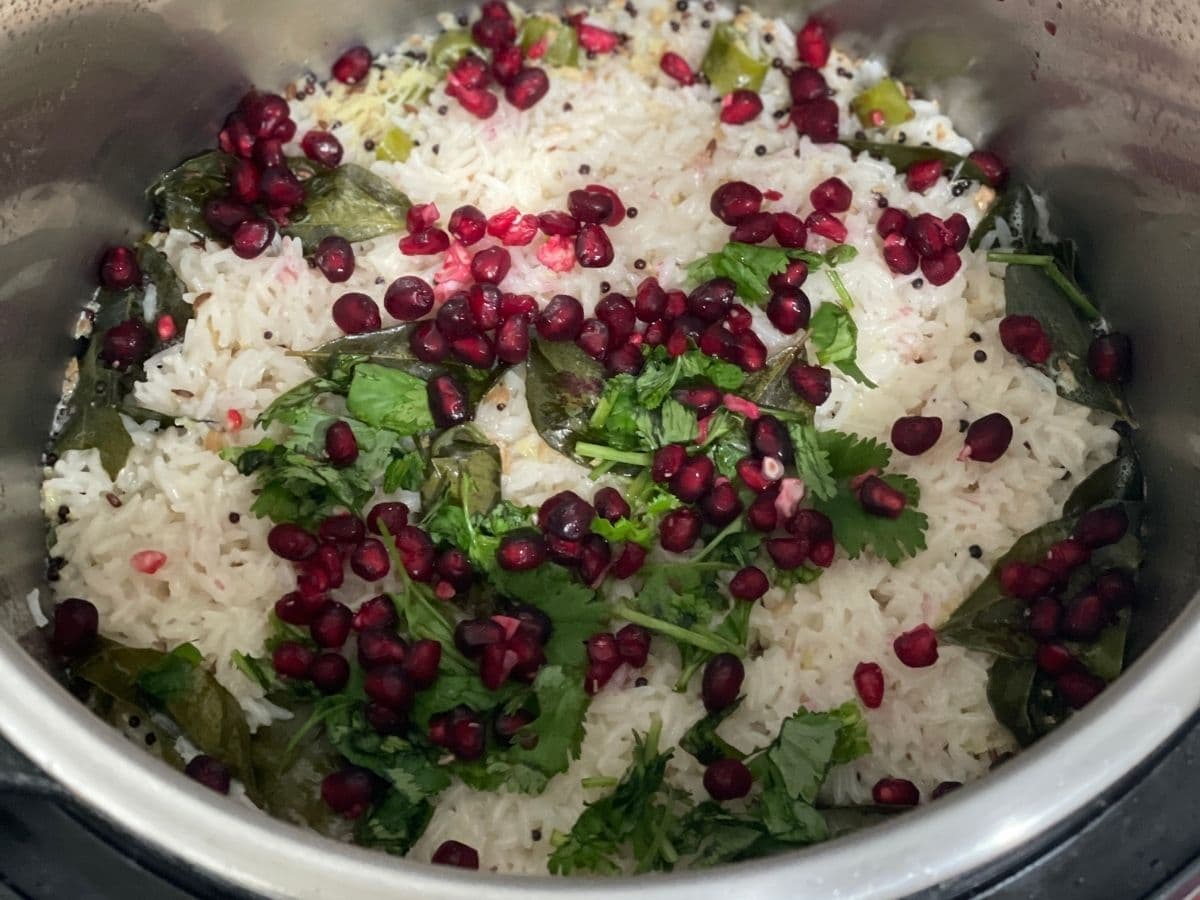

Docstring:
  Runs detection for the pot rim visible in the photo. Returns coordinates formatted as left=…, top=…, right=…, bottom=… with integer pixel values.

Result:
left=0, top=592, right=1197, bottom=899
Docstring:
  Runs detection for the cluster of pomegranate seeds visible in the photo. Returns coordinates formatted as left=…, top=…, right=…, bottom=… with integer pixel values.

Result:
left=584, top=625, right=651, bottom=693
left=875, top=207, right=968, bottom=285
left=455, top=610, right=547, bottom=690
left=444, top=4, right=554, bottom=118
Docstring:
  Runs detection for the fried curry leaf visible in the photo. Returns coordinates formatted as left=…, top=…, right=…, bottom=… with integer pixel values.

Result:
left=1062, top=447, right=1144, bottom=517
left=282, top=163, right=412, bottom=251
left=839, top=139, right=988, bottom=182
left=146, top=150, right=231, bottom=236
left=419, top=424, right=502, bottom=517
left=525, top=337, right=606, bottom=460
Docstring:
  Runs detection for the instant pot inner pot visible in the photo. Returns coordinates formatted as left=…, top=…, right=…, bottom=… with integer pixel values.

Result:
left=0, top=0, right=1198, bottom=898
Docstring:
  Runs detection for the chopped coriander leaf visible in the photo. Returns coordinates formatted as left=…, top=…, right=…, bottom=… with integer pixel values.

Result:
left=811, top=473, right=928, bottom=564
left=686, top=242, right=826, bottom=305
left=346, top=363, right=436, bottom=436
left=490, top=565, right=608, bottom=669
left=786, top=421, right=836, bottom=501
left=808, top=303, right=876, bottom=388
left=817, top=429, right=892, bottom=478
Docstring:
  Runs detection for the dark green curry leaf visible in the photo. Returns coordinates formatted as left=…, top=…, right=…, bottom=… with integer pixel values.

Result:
left=355, top=793, right=436, bottom=855
left=839, top=139, right=988, bottom=182
left=525, top=337, right=606, bottom=461
left=419, top=424, right=502, bottom=518
left=742, top=343, right=808, bottom=413
left=282, top=163, right=412, bottom=251
left=147, top=151, right=231, bottom=237
left=55, top=403, right=134, bottom=481
left=986, top=657, right=1038, bottom=746
left=1063, top=444, right=1143, bottom=517
left=970, top=184, right=1039, bottom=252
left=680, top=697, right=746, bottom=765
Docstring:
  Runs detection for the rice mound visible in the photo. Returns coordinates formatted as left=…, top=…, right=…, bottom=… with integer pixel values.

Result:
left=40, top=0, right=1117, bottom=873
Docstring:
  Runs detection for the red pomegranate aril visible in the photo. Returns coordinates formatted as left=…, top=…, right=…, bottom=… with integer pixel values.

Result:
left=435, top=292, right=475, bottom=339
left=451, top=332, right=496, bottom=368
left=688, top=278, right=736, bottom=323
left=894, top=624, right=938, bottom=668
left=318, top=513, right=364, bottom=548
left=660, top=51, right=696, bottom=85
left=611, top=542, right=648, bottom=579
left=365, top=502, right=408, bottom=537
left=750, top=415, right=793, bottom=462
left=792, top=98, right=840, bottom=143
left=185, top=755, right=232, bottom=794
left=670, top=455, right=716, bottom=503
left=1036, top=642, right=1076, bottom=676
left=1028, top=596, right=1062, bottom=641
left=806, top=210, right=847, bottom=243
left=268, top=524, right=318, bottom=561
left=301, top=129, right=343, bottom=167
left=788, top=508, right=833, bottom=541
left=575, top=223, right=614, bottom=268
left=999, top=314, right=1053, bottom=365
left=593, top=486, right=631, bottom=523
left=496, top=531, right=548, bottom=571
left=492, top=43, right=523, bottom=86
left=313, top=543, right=345, bottom=588
left=968, top=150, right=1009, bottom=188
left=1057, top=671, right=1105, bottom=708
left=1043, top=538, right=1091, bottom=579
left=873, top=777, right=920, bottom=806
left=509, top=604, right=552, bottom=646
left=729, top=566, right=769, bottom=601
left=259, top=166, right=305, bottom=207
left=943, top=213, right=970, bottom=252
left=273, top=641, right=315, bottom=679
left=704, top=758, right=753, bottom=801
left=427, top=373, right=469, bottom=428
left=240, top=89, right=290, bottom=138
left=251, top=136, right=285, bottom=169
left=584, top=657, right=619, bottom=695
left=99, top=246, right=141, bottom=291
left=960, top=413, right=1013, bottom=463
left=906, top=158, right=943, bottom=194
left=877, top=207, right=910, bottom=238
left=432, top=840, right=479, bottom=869
left=665, top=290, right=689, bottom=320
left=49, top=598, right=99, bottom=657
left=770, top=211, right=807, bottom=249
left=541, top=491, right=595, bottom=541
left=659, top=507, right=702, bottom=553
left=596, top=294, right=637, bottom=345
left=505, top=66, right=550, bottom=109
left=536, top=293, right=585, bottom=340
left=321, top=767, right=376, bottom=819
left=350, top=539, right=391, bottom=582
left=332, top=292, right=381, bottom=334
left=766, top=288, right=811, bottom=334
left=321, top=420, right=358, bottom=467
left=332, top=45, right=372, bottom=84
left=766, top=537, right=809, bottom=570
left=407, top=202, right=441, bottom=233
left=810, top=177, right=852, bottom=213
left=364, top=664, right=414, bottom=712
left=702, top=653, right=744, bottom=712
left=310, top=601, right=353, bottom=649
left=296, top=560, right=331, bottom=600
left=1095, top=569, right=1136, bottom=609
left=635, top=278, right=668, bottom=322
left=231, top=217, right=275, bottom=259
left=567, top=189, right=614, bottom=225
left=480, top=642, right=519, bottom=689
left=364, top=702, right=406, bottom=736
left=883, top=235, right=919, bottom=275
left=472, top=14, right=516, bottom=50
left=579, top=534, right=612, bottom=585
left=720, top=89, right=763, bottom=125
left=731, top=211, right=775, bottom=244
left=797, top=16, right=831, bottom=67
left=1087, top=333, right=1132, bottom=384
left=1001, top=562, right=1046, bottom=600
left=403, top=639, right=442, bottom=688
left=789, top=66, right=828, bottom=103
left=739, top=454, right=778, bottom=492
left=891, top=416, right=943, bottom=456
left=1060, top=590, right=1109, bottom=641
left=906, top=213, right=945, bottom=258
left=100, top=320, right=152, bottom=370
left=921, top=249, right=962, bottom=286
left=537, top=210, right=580, bottom=237
left=700, top=322, right=737, bottom=361
left=614, top=623, right=651, bottom=668
left=853, top=661, right=885, bottom=709
left=313, top=235, right=355, bottom=283
left=400, top=227, right=451, bottom=255
left=784, top=363, right=831, bottom=407
left=710, top=181, right=763, bottom=225
left=1073, top=505, right=1129, bottom=548
left=352, top=595, right=397, bottom=633
left=495, top=313, right=531, bottom=363
left=673, top=385, right=723, bottom=418
left=607, top=341, right=644, bottom=376
left=700, top=481, right=743, bottom=526
left=577, top=318, right=610, bottom=359
left=275, top=591, right=321, bottom=626
left=203, top=197, right=252, bottom=240
left=448, top=205, right=488, bottom=246
left=217, top=114, right=254, bottom=158
left=468, top=248, right=509, bottom=288
left=809, top=539, right=836, bottom=567
left=310, top=652, right=351, bottom=694
left=652, top=444, right=688, bottom=483
left=767, top=260, right=809, bottom=293
left=586, top=632, right=620, bottom=667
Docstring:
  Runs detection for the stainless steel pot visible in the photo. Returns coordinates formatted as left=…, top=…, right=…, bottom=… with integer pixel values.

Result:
left=1, top=0, right=1198, bottom=897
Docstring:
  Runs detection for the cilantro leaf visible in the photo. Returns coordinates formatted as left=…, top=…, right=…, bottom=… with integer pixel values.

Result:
left=635, top=347, right=746, bottom=409
left=786, top=421, right=836, bottom=501
left=808, top=303, right=876, bottom=387
left=383, top=453, right=424, bottom=492
left=811, top=473, right=929, bottom=564
left=136, top=643, right=203, bottom=701
left=590, top=515, right=655, bottom=547
left=346, top=363, right=435, bottom=436
left=685, top=243, right=825, bottom=305
left=817, top=429, right=891, bottom=478
left=355, top=792, right=435, bottom=856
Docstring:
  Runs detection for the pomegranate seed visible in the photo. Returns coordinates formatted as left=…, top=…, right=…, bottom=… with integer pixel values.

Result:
left=404, top=639, right=442, bottom=688
left=700, top=480, right=744, bottom=526
left=259, top=166, right=305, bottom=207
left=810, top=177, right=852, bottom=213
left=787, top=363, right=832, bottom=405
left=1043, top=538, right=1091, bottom=580
left=381, top=275, right=432, bottom=321
left=731, top=211, right=776, bottom=244
left=920, top=249, right=962, bottom=285
left=960, top=413, right=1013, bottom=463
left=873, top=778, right=920, bottom=806
left=321, top=767, right=376, bottom=818
left=99, top=246, right=141, bottom=291
left=789, top=66, right=828, bottom=103
left=366, top=502, right=408, bottom=536
left=883, top=235, right=919, bottom=275
left=432, top=840, right=479, bottom=869
left=539, top=491, right=595, bottom=540
left=635, top=278, right=668, bottom=322
left=268, top=524, right=318, bottom=561
left=49, top=598, right=99, bottom=657
left=810, top=540, right=836, bottom=568
left=720, top=89, right=763, bottom=125
left=574, top=223, right=614, bottom=268
left=891, top=416, right=942, bottom=456
left=894, top=624, right=938, bottom=668
left=312, top=236, right=355, bottom=283
left=185, top=755, right=232, bottom=794
left=352, top=596, right=397, bottom=632
left=301, top=130, right=343, bottom=168
left=495, top=313, right=531, bottom=363
left=332, top=292, right=381, bottom=334
left=568, top=189, right=614, bottom=225
left=806, top=211, right=847, bottom=243
left=351, top=540, right=391, bottom=582
left=710, top=181, right=763, bottom=225
left=480, top=642, right=520, bottom=689
left=611, top=542, right=648, bottom=579
left=436, top=292, right=475, bottom=339
left=1087, top=333, right=1132, bottom=384
left=773, top=212, right=808, bottom=249
left=702, top=653, right=744, bottom=711
left=652, top=444, right=688, bottom=483
left=792, top=98, right=839, bottom=143
left=729, top=566, right=769, bottom=601
left=536, top=294, right=585, bottom=340
left=660, top=51, right=695, bottom=85
left=316, top=422, right=357, bottom=468
left=675, top=385, right=723, bottom=418
left=749, top=415, right=793, bottom=462
left=853, top=661, right=885, bottom=708
left=455, top=85, right=501, bottom=119
left=595, top=295, right=636, bottom=345
left=100, top=320, right=152, bottom=370
left=310, top=652, right=350, bottom=694
left=797, top=17, right=831, bottom=67
left=451, top=332, right=496, bottom=368
left=585, top=658, right=620, bottom=694
left=766, top=288, right=811, bottom=334
left=788, top=508, right=833, bottom=541
left=968, top=150, right=1009, bottom=188
left=877, top=207, right=910, bottom=238
left=365, top=702, right=406, bottom=736
left=451, top=711, right=485, bottom=758
left=296, top=559, right=331, bottom=600
left=276, top=591, right=322, bottom=626
left=587, top=634, right=618, bottom=669
left=310, top=601, right=353, bottom=648
left=505, top=67, right=550, bottom=110
left=500, top=292, right=537, bottom=319
left=769, top=260, right=809, bottom=292
left=231, top=218, right=275, bottom=259
left=999, top=561, right=1055, bottom=602
left=273, top=641, right=315, bottom=679
left=766, top=537, right=809, bottom=570
left=687, top=279, right=734, bottom=324
left=537, top=211, right=580, bottom=237
left=492, top=44, right=523, bottom=86
left=203, top=198, right=252, bottom=240
left=218, top=114, right=255, bottom=158
left=155, top=314, right=177, bottom=342
left=1036, top=643, right=1076, bottom=676
left=400, top=228, right=451, bottom=256
left=670, top=455, right=715, bottom=503
left=704, top=758, right=753, bottom=801
left=592, top=487, right=630, bottom=523
left=999, top=315, right=1053, bottom=365
left=659, top=507, right=702, bottom=553
left=747, top=490, right=780, bottom=531
left=332, top=45, right=372, bottom=84
left=406, top=202, right=440, bottom=234
left=1057, top=671, right=1105, bottom=709
left=943, top=213, right=970, bottom=251
left=365, top=664, right=414, bottom=711
left=496, top=531, right=548, bottom=570
left=579, top=534, right=612, bottom=585
left=353, top=633, right=404, bottom=675
left=1028, top=596, right=1061, bottom=641
left=1095, top=569, right=1136, bottom=609
left=472, top=15, right=516, bottom=49
left=427, top=374, right=469, bottom=428
left=905, top=213, right=945, bottom=258
left=576, top=22, right=619, bottom=53
left=585, top=184, right=626, bottom=226
left=448, top=205, right=487, bottom=245
left=906, top=159, right=943, bottom=194
left=251, top=137, right=285, bottom=170
left=577, top=319, right=610, bottom=359
left=734, top=330, right=768, bottom=372
left=615, top=624, right=651, bottom=667
left=1073, top=505, right=1129, bottom=548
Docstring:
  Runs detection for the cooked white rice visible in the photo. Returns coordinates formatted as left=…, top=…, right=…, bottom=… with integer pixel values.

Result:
left=40, top=0, right=1117, bottom=874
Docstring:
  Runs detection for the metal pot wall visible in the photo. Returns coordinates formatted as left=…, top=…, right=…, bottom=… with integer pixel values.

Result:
left=0, top=0, right=1198, bottom=897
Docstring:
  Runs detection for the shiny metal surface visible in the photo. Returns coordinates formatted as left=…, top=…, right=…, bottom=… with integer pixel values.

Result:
left=0, top=0, right=1198, bottom=896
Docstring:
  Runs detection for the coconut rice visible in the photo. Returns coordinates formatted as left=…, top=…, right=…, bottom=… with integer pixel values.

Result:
left=41, top=0, right=1118, bottom=874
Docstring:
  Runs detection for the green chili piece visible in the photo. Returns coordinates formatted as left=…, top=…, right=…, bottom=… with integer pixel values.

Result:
left=700, top=23, right=769, bottom=95
left=518, top=15, right=581, bottom=67
left=850, top=79, right=915, bottom=128
left=375, top=127, right=414, bottom=163
left=430, top=28, right=473, bottom=69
